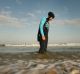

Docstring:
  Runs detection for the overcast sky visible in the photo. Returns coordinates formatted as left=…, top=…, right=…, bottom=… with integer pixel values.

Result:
left=0, top=0, right=80, bottom=44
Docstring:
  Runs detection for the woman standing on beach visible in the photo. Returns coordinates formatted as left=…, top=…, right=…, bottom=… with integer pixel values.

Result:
left=37, top=12, right=55, bottom=53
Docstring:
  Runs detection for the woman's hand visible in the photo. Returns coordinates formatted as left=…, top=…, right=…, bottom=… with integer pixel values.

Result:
left=42, top=36, right=46, bottom=40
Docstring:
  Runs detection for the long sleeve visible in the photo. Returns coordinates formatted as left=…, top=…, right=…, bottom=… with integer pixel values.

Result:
left=39, top=17, right=46, bottom=36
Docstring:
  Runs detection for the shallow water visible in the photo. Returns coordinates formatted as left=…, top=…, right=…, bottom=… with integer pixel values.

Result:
left=0, top=46, right=80, bottom=74
left=0, top=52, right=80, bottom=74
left=0, top=46, right=80, bottom=53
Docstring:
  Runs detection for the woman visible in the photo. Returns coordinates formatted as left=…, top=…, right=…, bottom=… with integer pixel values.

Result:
left=37, top=12, right=55, bottom=53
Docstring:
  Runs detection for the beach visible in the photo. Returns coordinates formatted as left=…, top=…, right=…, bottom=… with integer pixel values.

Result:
left=0, top=49, right=80, bottom=74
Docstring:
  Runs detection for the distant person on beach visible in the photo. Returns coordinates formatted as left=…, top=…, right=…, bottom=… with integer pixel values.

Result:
left=37, top=12, right=55, bottom=53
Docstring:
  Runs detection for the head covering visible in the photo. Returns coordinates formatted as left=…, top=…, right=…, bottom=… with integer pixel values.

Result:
left=48, top=12, right=55, bottom=18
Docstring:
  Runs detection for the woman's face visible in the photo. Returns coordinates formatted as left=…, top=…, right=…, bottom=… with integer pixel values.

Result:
left=49, top=17, right=53, bottom=21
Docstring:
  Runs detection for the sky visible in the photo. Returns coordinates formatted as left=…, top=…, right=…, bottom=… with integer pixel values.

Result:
left=0, top=0, right=80, bottom=44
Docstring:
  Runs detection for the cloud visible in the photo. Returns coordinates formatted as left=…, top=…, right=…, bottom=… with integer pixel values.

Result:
left=35, top=10, right=46, bottom=14
left=0, top=7, right=24, bottom=28
left=26, top=10, right=46, bottom=18
left=0, top=9, right=39, bottom=28
left=5, top=6, right=11, bottom=9
left=53, top=19, right=80, bottom=25
left=0, top=9, right=12, bottom=16
left=0, top=14, right=26, bottom=28
left=26, top=12, right=39, bottom=22
left=0, top=8, right=28, bottom=28
left=26, top=11, right=80, bottom=26
left=0, top=8, right=80, bottom=29
left=27, top=12, right=35, bottom=17
left=16, top=0, right=22, bottom=4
